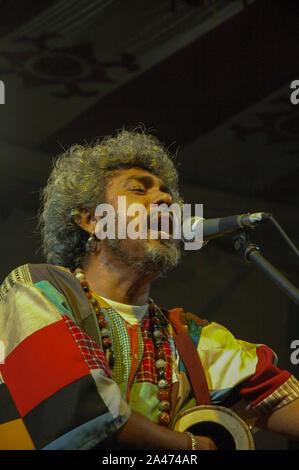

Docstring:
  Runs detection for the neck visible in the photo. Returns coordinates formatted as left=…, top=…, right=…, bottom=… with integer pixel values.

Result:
left=82, top=248, right=159, bottom=306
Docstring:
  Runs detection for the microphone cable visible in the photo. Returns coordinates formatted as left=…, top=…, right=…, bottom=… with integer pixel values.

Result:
left=267, top=215, right=299, bottom=260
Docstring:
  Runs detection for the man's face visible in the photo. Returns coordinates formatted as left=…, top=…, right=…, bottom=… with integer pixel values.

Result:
left=98, top=167, right=182, bottom=276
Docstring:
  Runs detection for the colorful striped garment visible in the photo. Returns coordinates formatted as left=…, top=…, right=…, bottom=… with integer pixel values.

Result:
left=0, top=263, right=298, bottom=449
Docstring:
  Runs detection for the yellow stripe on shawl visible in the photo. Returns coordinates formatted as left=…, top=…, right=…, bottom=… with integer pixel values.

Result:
left=197, top=322, right=259, bottom=391
left=0, top=418, right=35, bottom=450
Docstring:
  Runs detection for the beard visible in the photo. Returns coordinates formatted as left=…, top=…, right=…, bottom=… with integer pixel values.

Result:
left=106, top=236, right=181, bottom=277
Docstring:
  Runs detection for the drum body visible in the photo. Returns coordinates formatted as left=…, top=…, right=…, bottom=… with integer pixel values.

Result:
left=173, top=405, right=255, bottom=450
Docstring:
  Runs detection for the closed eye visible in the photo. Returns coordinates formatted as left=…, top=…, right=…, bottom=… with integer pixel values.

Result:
left=129, top=187, right=145, bottom=194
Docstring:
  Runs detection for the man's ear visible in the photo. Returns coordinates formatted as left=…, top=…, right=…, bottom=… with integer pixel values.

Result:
left=71, top=207, right=97, bottom=234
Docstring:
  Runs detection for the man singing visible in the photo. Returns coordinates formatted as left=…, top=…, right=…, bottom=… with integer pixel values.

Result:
left=0, top=129, right=298, bottom=450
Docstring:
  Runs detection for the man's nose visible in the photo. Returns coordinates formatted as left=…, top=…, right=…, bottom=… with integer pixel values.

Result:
left=150, top=191, right=172, bottom=207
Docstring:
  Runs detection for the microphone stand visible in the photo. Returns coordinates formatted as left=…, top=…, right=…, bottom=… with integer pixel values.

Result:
left=233, top=232, right=299, bottom=307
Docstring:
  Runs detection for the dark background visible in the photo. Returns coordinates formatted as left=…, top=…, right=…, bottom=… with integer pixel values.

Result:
left=0, top=0, right=298, bottom=450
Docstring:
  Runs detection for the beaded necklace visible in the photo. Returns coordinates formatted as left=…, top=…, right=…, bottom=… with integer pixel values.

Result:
left=73, top=268, right=172, bottom=427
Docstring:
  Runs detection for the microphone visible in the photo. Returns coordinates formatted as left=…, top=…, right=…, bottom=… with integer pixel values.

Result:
left=182, top=212, right=272, bottom=242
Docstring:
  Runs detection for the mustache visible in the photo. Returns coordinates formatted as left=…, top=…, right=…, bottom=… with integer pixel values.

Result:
left=146, top=206, right=181, bottom=235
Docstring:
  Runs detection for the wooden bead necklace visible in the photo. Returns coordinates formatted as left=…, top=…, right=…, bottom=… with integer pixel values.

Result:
left=73, top=268, right=172, bottom=427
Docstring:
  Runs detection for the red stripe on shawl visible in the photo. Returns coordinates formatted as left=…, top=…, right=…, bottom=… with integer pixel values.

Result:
left=0, top=320, right=89, bottom=417
left=239, top=345, right=291, bottom=407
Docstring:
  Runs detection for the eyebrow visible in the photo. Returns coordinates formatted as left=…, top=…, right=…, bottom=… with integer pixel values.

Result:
left=123, top=175, right=172, bottom=195
left=124, top=175, right=154, bottom=185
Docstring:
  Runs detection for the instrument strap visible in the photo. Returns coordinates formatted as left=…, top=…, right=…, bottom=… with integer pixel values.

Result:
left=166, top=307, right=211, bottom=406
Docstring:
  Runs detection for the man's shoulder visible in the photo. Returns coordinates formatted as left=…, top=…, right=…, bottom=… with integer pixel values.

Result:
left=160, top=306, right=210, bottom=329
left=178, top=310, right=210, bottom=328
left=1, top=263, right=33, bottom=300
left=0, top=263, right=72, bottom=300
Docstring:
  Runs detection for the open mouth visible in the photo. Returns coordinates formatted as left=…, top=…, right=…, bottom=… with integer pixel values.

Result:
left=148, top=212, right=175, bottom=239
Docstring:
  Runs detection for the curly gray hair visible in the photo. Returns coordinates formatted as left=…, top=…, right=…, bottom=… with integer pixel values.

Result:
left=39, top=128, right=182, bottom=270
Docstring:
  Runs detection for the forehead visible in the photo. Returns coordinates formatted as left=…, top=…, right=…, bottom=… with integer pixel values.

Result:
left=106, top=166, right=165, bottom=187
